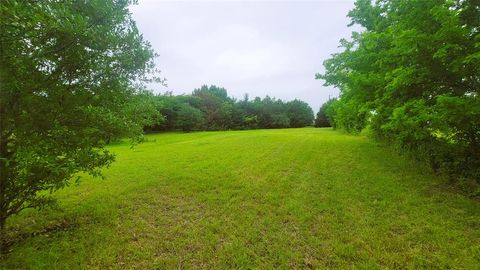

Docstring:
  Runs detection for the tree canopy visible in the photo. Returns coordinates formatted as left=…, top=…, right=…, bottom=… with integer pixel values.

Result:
left=317, top=0, right=480, bottom=182
left=0, top=0, right=157, bottom=243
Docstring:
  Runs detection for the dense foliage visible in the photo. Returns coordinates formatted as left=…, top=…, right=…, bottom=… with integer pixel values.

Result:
left=0, top=0, right=157, bottom=244
left=317, top=0, right=480, bottom=182
left=314, top=99, right=336, bottom=127
left=144, top=85, right=315, bottom=132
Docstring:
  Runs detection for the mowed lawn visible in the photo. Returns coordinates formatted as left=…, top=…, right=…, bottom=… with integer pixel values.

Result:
left=1, top=128, right=479, bottom=269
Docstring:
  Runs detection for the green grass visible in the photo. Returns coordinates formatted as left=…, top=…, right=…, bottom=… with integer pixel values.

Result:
left=1, top=128, right=479, bottom=269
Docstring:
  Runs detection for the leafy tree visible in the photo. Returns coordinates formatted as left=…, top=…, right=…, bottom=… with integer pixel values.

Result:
left=0, top=0, right=156, bottom=246
left=317, top=0, right=480, bottom=182
left=127, top=91, right=164, bottom=138
left=242, top=115, right=259, bottom=129
left=315, top=99, right=337, bottom=128
left=315, top=111, right=328, bottom=128
left=192, top=85, right=232, bottom=130
left=270, top=113, right=291, bottom=128
left=254, top=96, right=289, bottom=128
left=286, top=99, right=314, bottom=127
left=174, top=103, right=204, bottom=132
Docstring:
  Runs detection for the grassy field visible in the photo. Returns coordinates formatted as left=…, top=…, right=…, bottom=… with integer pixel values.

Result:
left=1, top=128, right=479, bottom=269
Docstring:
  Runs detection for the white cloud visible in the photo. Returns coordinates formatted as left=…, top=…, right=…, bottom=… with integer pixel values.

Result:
left=209, top=25, right=291, bottom=79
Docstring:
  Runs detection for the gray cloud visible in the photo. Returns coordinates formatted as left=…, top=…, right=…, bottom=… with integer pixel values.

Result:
left=130, top=0, right=356, bottom=111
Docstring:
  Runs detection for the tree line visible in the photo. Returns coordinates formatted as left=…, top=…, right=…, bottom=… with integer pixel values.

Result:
left=139, top=85, right=315, bottom=132
left=316, top=0, right=480, bottom=184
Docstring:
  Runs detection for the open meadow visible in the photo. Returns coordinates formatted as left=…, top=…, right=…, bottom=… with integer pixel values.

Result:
left=1, top=128, right=479, bottom=269
left=3, top=1, right=479, bottom=269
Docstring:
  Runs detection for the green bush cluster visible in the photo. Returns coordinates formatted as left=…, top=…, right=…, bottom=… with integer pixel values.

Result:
left=317, top=0, right=480, bottom=183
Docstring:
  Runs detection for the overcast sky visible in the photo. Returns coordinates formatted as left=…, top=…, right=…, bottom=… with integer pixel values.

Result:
left=130, top=0, right=356, bottom=111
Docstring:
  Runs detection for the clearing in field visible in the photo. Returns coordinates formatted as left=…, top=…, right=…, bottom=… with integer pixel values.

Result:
left=1, top=128, right=479, bottom=269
